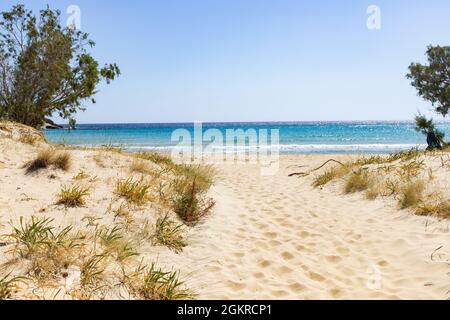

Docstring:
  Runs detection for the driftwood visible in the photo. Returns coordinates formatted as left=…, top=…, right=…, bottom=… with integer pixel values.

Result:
left=288, top=159, right=345, bottom=177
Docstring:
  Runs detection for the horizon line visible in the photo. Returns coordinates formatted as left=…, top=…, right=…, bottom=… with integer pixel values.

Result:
left=60, top=119, right=450, bottom=126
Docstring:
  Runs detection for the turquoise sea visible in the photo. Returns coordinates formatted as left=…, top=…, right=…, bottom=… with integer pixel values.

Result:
left=44, top=121, right=450, bottom=155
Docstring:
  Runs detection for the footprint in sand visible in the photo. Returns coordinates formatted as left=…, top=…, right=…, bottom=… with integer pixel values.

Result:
left=281, top=251, right=295, bottom=261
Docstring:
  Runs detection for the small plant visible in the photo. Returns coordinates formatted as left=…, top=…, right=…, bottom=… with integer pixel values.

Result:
left=98, top=226, right=123, bottom=248
left=24, top=149, right=72, bottom=174
left=73, top=169, right=90, bottom=180
left=365, top=183, right=382, bottom=200
left=130, top=160, right=152, bottom=175
left=398, top=160, right=425, bottom=178
left=52, top=151, right=72, bottom=171
left=415, top=201, right=450, bottom=219
left=8, top=217, right=54, bottom=257
left=56, top=185, right=90, bottom=207
left=113, top=203, right=133, bottom=220
left=136, top=152, right=175, bottom=167
left=154, top=214, right=186, bottom=253
left=387, top=148, right=422, bottom=163
left=173, top=178, right=215, bottom=225
left=344, top=169, right=372, bottom=194
left=313, top=169, right=338, bottom=188
left=24, top=149, right=54, bottom=174
left=8, top=217, right=83, bottom=280
left=134, top=263, right=192, bottom=300
left=18, top=133, right=37, bottom=145
left=80, top=255, right=105, bottom=288
left=98, top=226, right=137, bottom=261
left=116, top=241, right=139, bottom=262
left=115, top=178, right=151, bottom=205
left=399, top=180, right=425, bottom=209
left=0, top=273, right=25, bottom=300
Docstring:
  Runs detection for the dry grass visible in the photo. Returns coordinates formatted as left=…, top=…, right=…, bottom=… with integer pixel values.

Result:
left=24, top=149, right=72, bottom=174
left=0, top=273, right=25, bottom=300
left=172, top=177, right=215, bottom=226
left=7, top=217, right=83, bottom=281
left=399, top=180, right=425, bottom=209
left=115, top=178, right=151, bottom=205
left=130, top=160, right=152, bottom=175
left=415, top=201, right=450, bottom=219
left=136, top=152, right=175, bottom=167
left=24, top=149, right=54, bottom=174
left=174, top=165, right=216, bottom=193
left=131, top=263, right=193, bottom=300
left=52, top=152, right=72, bottom=171
left=56, top=185, right=90, bottom=207
left=344, top=169, right=373, bottom=194
left=97, top=226, right=138, bottom=262
left=18, top=132, right=38, bottom=145
left=312, top=164, right=353, bottom=188
left=313, top=169, right=338, bottom=188
left=153, top=214, right=186, bottom=253
left=365, top=182, right=383, bottom=200
left=80, top=255, right=106, bottom=288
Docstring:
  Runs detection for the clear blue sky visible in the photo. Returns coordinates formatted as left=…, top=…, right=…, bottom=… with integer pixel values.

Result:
left=2, top=0, right=450, bottom=123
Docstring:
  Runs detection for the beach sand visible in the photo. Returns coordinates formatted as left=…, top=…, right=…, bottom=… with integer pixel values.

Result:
left=1, top=131, right=450, bottom=300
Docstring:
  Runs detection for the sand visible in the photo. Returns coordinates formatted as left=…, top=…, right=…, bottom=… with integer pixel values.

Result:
left=1, top=133, right=450, bottom=300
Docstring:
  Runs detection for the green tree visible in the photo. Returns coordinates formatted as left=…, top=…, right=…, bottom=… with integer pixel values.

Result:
left=407, top=45, right=450, bottom=149
left=0, top=4, right=120, bottom=128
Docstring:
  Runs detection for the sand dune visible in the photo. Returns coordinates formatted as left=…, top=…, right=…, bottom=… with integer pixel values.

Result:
left=0, top=132, right=449, bottom=299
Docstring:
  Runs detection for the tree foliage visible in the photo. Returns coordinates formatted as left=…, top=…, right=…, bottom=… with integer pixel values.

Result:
left=407, top=45, right=450, bottom=148
left=407, top=45, right=450, bottom=117
left=0, top=4, right=120, bottom=128
left=414, top=114, right=445, bottom=149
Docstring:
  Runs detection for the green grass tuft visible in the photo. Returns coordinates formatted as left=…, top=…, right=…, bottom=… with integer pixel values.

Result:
left=154, top=214, right=186, bottom=253
left=56, top=185, right=90, bottom=207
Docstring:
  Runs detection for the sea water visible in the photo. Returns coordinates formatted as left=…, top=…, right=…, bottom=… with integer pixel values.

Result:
left=44, top=121, right=450, bottom=155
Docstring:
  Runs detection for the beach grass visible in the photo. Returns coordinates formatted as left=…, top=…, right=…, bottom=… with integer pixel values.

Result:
left=132, top=263, right=193, bottom=300
left=56, top=185, right=90, bottom=207
left=398, top=180, right=425, bottom=209
left=8, top=217, right=83, bottom=281
left=115, top=178, right=151, bottom=205
left=344, top=169, right=373, bottom=194
left=0, top=273, right=25, bottom=300
left=154, top=214, right=186, bottom=253
left=24, top=149, right=72, bottom=174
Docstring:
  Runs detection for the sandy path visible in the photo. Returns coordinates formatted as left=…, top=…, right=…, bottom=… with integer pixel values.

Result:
left=163, top=156, right=450, bottom=300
